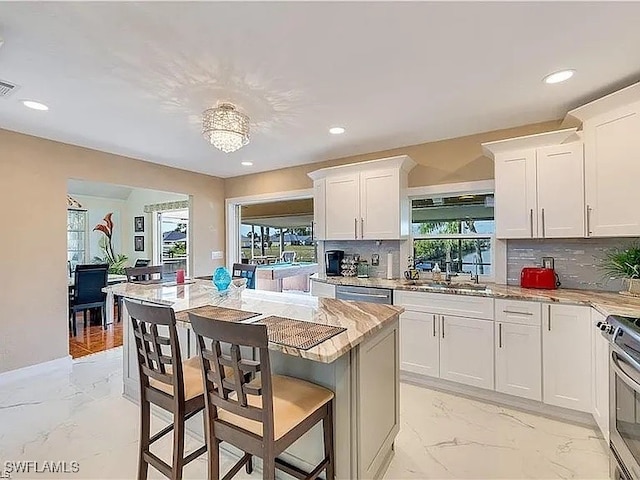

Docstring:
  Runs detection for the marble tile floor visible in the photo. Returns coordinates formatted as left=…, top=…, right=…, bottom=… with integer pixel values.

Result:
left=0, top=348, right=609, bottom=479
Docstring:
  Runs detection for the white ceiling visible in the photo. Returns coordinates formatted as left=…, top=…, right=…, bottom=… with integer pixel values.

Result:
left=1, top=3, right=640, bottom=178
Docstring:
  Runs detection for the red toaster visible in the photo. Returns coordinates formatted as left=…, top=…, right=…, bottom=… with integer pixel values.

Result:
left=520, top=267, right=558, bottom=290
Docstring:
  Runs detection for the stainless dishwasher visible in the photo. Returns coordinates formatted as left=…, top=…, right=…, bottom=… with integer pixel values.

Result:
left=335, top=285, right=393, bottom=304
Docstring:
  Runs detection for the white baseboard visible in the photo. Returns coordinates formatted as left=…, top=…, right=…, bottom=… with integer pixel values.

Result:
left=0, top=355, right=72, bottom=385
left=400, top=371, right=597, bottom=428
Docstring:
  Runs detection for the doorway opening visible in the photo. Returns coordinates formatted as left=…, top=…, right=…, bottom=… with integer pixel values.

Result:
left=155, top=209, right=190, bottom=278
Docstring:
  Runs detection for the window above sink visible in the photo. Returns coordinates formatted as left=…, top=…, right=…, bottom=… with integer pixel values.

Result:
left=411, top=193, right=495, bottom=278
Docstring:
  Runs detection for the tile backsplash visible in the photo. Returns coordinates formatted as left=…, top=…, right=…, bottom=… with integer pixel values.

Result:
left=507, top=238, right=639, bottom=291
left=321, top=240, right=401, bottom=278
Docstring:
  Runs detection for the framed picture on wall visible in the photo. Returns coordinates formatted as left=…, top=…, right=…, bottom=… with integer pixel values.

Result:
left=134, top=235, right=144, bottom=252
left=134, top=216, right=145, bottom=232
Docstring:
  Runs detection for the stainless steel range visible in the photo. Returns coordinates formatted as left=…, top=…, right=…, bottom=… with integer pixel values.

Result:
left=599, top=314, right=640, bottom=480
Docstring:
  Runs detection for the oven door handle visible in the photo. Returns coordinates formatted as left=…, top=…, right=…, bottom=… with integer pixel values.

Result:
left=611, top=345, right=640, bottom=391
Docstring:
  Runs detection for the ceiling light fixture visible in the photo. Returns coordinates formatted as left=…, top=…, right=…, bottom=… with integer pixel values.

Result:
left=543, top=70, right=575, bottom=84
left=329, top=126, right=345, bottom=135
left=22, top=100, right=48, bottom=111
left=202, top=103, right=250, bottom=153
left=241, top=161, right=253, bottom=166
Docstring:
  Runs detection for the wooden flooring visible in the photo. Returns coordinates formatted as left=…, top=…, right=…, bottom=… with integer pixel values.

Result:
left=69, top=312, right=123, bottom=359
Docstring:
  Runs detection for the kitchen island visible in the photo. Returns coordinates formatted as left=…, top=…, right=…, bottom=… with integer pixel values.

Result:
left=105, top=280, right=402, bottom=479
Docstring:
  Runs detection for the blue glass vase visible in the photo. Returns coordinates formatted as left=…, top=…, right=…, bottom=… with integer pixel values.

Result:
left=213, top=267, right=232, bottom=292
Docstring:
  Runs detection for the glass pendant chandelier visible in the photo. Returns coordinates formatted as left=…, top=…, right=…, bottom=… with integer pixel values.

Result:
left=202, top=103, right=250, bottom=153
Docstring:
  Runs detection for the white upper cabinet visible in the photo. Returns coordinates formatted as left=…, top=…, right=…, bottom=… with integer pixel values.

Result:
left=309, top=156, right=415, bottom=241
left=483, top=129, right=583, bottom=239
left=567, top=83, right=640, bottom=237
left=493, top=149, right=537, bottom=238
left=324, top=174, right=360, bottom=240
left=536, top=143, right=585, bottom=238
left=360, top=169, right=401, bottom=239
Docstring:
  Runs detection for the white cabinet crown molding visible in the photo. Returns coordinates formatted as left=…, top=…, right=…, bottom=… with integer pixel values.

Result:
left=481, top=128, right=578, bottom=158
left=307, top=154, right=416, bottom=180
left=565, top=81, right=640, bottom=125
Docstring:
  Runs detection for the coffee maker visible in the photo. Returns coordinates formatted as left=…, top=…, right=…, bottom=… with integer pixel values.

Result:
left=325, top=250, right=344, bottom=276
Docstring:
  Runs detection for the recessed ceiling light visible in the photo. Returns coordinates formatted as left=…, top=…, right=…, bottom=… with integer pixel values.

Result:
left=241, top=161, right=253, bottom=166
left=22, top=100, right=49, bottom=111
left=329, top=126, right=345, bottom=135
left=543, top=70, right=575, bottom=84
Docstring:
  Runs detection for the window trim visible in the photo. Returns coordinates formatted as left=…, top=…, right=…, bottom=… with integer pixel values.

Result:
left=409, top=183, right=496, bottom=282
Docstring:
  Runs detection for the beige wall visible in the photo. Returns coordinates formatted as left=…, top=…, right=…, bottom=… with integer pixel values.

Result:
left=224, top=120, right=562, bottom=198
left=0, top=129, right=225, bottom=374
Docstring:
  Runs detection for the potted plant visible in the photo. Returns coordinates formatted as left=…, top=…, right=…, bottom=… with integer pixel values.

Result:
left=600, top=242, right=640, bottom=296
left=93, top=213, right=128, bottom=274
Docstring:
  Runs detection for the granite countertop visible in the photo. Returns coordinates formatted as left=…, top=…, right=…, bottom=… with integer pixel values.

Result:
left=311, top=274, right=640, bottom=318
left=104, top=280, right=403, bottom=363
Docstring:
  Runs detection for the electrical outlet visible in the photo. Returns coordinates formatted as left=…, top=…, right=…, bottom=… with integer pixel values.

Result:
left=371, top=254, right=380, bottom=266
left=211, top=251, right=223, bottom=260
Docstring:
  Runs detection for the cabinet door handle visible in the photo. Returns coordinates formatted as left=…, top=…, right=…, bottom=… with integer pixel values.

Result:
left=361, top=217, right=364, bottom=239
left=530, top=209, right=534, bottom=238
left=503, top=310, right=533, bottom=316
left=499, top=323, right=503, bottom=348
left=541, top=208, right=546, bottom=238
left=586, top=205, right=592, bottom=236
left=547, top=304, right=552, bottom=331
left=441, top=315, right=445, bottom=339
left=432, top=314, right=436, bottom=337
left=354, top=218, right=358, bottom=239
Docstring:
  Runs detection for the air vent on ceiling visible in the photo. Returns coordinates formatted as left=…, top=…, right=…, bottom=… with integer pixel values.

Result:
left=0, top=80, right=18, bottom=98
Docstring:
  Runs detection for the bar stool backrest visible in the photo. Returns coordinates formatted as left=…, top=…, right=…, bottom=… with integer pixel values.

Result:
left=189, top=314, right=275, bottom=441
left=231, top=263, right=257, bottom=289
left=126, top=300, right=184, bottom=402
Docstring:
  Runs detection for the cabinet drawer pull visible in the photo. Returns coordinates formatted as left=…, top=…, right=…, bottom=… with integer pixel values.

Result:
left=541, top=208, right=546, bottom=238
left=502, top=310, right=534, bottom=316
left=586, top=205, right=592, bottom=236
left=432, top=314, right=436, bottom=337
left=499, top=323, right=503, bottom=348
left=547, top=304, right=552, bottom=331
left=354, top=218, right=358, bottom=239
left=361, top=217, right=364, bottom=239
left=441, top=315, right=445, bottom=339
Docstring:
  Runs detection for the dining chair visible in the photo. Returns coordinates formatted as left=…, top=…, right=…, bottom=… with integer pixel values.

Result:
left=69, top=264, right=108, bottom=336
left=125, top=300, right=207, bottom=480
left=281, top=251, right=296, bottom=263
left=125, top=265, right=164, bottom=283
left=231, top=263, right=256, bottom=289
left=189, top=314, right=335, bottom=480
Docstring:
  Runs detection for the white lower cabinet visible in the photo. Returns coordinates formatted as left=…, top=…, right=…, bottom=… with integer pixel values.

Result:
left=399, top=311, right=439, bottom=377
left=495, top=322, right=542, bottom=401
left=398, top=292, right=598, bottom=415
left=591, top=309, right=610, bottom=442
left=542, top=304, right=592, bottom=412
left=439, top=315, right=494, bottom=390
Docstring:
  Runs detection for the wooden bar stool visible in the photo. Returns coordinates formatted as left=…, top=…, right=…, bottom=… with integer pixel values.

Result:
left=189, top=313, right=335, bottom=480
left=126, top=300, right=207, bottom=480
